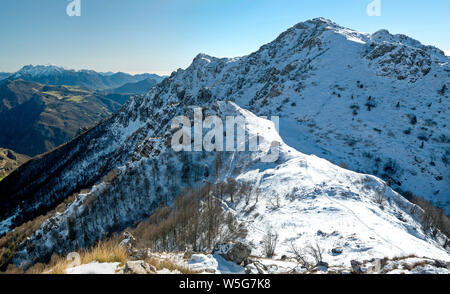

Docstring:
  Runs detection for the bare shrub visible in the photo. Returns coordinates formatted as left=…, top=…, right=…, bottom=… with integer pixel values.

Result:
left=268, top=190, right=281, bottom=209
left=289, top=241, right=310, bottom=269
left=305, top=242, right=324, bottom=265
left=289, top=241, right=325, bottom=268
left=263, top=229, right=278, bottom=258
left=339, top=162, right=348, bottom=169
left=374, top=187, right=386, bottom=206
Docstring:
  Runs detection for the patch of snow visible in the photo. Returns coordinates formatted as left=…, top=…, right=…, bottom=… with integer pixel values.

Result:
left=188, top=254, right=245, bottom=274
left=189, top=254, right=218, bottom=272
left=157, top=268, right=182, bottom=274
left=0, top=215, right=15, bottom=235
left=65, top=262, right=120, bottom=274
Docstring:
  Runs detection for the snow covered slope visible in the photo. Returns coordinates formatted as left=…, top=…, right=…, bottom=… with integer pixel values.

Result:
left=9, top=100, right=450, bottom=269
left=156, top=18, right=449, bottom=212
left=1, top=18, right=449, bottom=270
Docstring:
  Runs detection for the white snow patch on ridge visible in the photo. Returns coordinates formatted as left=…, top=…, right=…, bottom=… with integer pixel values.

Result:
left=65, top=262, right=120, bottom=274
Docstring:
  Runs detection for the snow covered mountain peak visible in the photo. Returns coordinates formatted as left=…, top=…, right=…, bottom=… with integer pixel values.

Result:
left=293, top=17, right=342, bottom=31
left=13, top=64, right=100, bottom=78
left=193, top=53, right=218, bottom=63
left=138, top=18, right=449, bottom=213
left=13, top=64, right=66, bottom=78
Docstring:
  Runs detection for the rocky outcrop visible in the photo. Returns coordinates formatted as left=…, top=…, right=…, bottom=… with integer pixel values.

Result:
left=123, top=260, right=156, bottom=274
left=213, top=242, right=252, bottom=265
left=350, top=260, right=364, bottom=274
left=119, top=232, right=136, bottom=252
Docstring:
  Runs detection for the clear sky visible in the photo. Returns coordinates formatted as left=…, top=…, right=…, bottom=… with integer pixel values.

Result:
left=0, top=0, right=449, bottom=75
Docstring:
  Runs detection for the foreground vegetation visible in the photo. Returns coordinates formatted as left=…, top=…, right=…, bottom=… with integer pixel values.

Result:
left=3, top=238, right=128, bottom=274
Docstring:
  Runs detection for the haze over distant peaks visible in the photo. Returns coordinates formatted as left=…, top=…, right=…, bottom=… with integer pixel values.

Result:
left=7, top=65, right=165, bottom=91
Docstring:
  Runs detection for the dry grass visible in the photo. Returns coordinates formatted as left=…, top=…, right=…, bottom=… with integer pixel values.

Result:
left=390, top=254, right=419, bottom=261
left=48, top=260, right=71, bottom=274
left=79, top=240, right=128, bottom=265
left=21, top=253, right=73, bottom=274
left=25, top=239, right=129, bottom=274
left=402, top=260, right=433, bottom=271
left=3, top=236, right=198, bottom=275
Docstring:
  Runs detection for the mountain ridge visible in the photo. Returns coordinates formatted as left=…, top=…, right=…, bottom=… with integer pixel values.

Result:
left=7, top=65, right=165, bottom=91
left=111, top=77, right=162, bottom=95
left=148, top=17, right=449, bottom=211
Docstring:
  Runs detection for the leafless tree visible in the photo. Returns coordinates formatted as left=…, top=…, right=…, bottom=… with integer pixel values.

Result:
left=305, top=242, right=324, bottom=265
left=263, top=229, right=278, bottom=258
left=289, top=241, right=311, bottom=269
left=374, top=186, right=386, bottom=206
left=225, top=178, right=237, bottom=202
left=239, top=182, right=252, bottom=205
left=213, top=181, right=226, bottom=200
left=269, top=190, right=281, bottom=209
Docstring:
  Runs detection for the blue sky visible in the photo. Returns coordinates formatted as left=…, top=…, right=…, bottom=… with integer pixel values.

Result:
left=0, top=0, right=449, bottom=75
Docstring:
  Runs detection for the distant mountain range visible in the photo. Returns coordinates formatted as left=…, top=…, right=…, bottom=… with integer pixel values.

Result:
left=0, top=66, right=165, bottom=157
left=0, top=73, right=11, bottom=81
left=0, top=79, right=130, bottom=156
left=5, top=65, right=165, bottom=91
left=110, top=77, right=161, bottom=94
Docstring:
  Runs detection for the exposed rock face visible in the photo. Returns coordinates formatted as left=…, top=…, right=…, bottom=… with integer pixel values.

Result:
left=119, top=231, right=136, bottom=252
left=123, top=260, right=156, bottom=274
left=350, top=260, right=364, bottom=274
left=0, top=148, right=29, bottom=180
left=129, top=249, right=148, bottom=261
left=6, top=150, right=16, bottom=161
left=119, top=232, right=149, bottom=261
left=213, top=242, right=252, bottom=265
left=331, top=247, right=343, bottom=255
left=434, top=260, right=450, bottom=269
